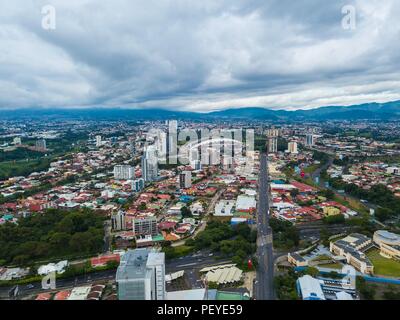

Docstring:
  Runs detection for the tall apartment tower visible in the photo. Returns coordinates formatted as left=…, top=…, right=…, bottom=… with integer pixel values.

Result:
left=116, top=249, right=165, bottom=300
left=167, top=120, right=178, bottom=164
left=266, top=128, right=279, bottom=137
left=305, top=134, right=315, bottom=147
left=179, top=171, right=192, bottom=189
left=287, top=141, right=298, bottom=154
left=114, top=165, right=135, bottom=180
left=96, top=135, right=102, bottom=147
left=141, top=145, right=158, bottom=182
left=266, top=128, right=279, bottom=153
left=267, top=137, right=278, bottom=153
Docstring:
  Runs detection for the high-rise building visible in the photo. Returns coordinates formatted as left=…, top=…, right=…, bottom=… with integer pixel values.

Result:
left=114, top=165, right=135, bottom=180
left=268, top=137, right=278, bottom=153
left=179, top=171, right=192, bottom=189
left=266, top=128, right=279, bottom=154
left=116, top=249, right=165, bottom=300
left=35, top=139, right=47, bottom=150
left=96, top=135, right=102, bottom=147
left=286, top=141, right=298, bottom=154
left=306, top=134, right=315, bottom=147
left=191, top=159, right=202, bottom=171
left=129, top=141, right=136, bottom=155
left=111, top=211, right=126, bottom=231
left=154, top=130, right=167, bottom=163
left=132, top=178, right=145, bottom=192
left=167, top=120, right=178, bottom=164
left=142, top=145, right=158, bottom=182
left=133, top=217, right=158, bottom=237
left=266, top=128, right=279, bottom=137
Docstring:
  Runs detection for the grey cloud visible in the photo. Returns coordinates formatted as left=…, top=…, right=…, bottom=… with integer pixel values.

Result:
left=0, top=0, right=400, bottom=111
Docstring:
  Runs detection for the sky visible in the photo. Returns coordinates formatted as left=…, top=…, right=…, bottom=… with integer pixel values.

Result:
left=1, top=0, right=400, bottom=112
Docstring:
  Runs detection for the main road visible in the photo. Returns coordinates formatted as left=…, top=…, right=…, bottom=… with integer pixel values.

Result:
left=255, top=153, right=275, bottom=300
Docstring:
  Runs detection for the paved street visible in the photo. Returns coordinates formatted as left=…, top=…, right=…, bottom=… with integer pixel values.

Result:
left=255, top=153, right=275, bottom=300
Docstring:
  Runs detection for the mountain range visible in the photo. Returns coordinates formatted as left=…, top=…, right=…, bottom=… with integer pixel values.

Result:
left=1, top=100, right=400, bottom=121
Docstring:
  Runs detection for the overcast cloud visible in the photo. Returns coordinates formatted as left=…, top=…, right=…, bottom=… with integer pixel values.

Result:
left=1, top=0, right=400, bottom=112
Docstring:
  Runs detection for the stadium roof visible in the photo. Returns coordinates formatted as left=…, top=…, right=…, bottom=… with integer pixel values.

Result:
left=205, top=266, right=243, bottom=285
left=200, top=264, right=236, bottom=273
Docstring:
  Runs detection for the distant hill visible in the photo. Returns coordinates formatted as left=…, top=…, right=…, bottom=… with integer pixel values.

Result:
left=1, top=100, right=400, bottom=121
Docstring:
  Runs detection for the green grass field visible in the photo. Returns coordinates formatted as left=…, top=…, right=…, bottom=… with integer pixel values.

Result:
left=318, top=263, right=343, bottom=270
left=367, top=249, right=400, bottom=277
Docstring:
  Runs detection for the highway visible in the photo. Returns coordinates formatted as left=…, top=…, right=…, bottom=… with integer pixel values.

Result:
left=255, top=153, right=275, bottom=300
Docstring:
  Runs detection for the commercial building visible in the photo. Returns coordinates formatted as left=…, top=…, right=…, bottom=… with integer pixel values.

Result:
left=114, top=165, right=135, bottom=180
left=297, top=275, right=357, bottom=300
left=111, top=211, right=126, bottom=231
left=214, top=200, right=235, bottom=217
left=373, top=230, right=400, bottom=260
left=296, top=275, right=325, bottom=300
left=235, top=195, right=256, bottom=213
left=116, top=249, right=165, bottom=300
left=133, top=217, right=158, bottom=237
left=179, top=171, right=192, bottom=189
left=288, top=252, right=308, bottom=267
left=200, top=264, right=243, bottom=286
left=330, top=233, right=374, bottom=274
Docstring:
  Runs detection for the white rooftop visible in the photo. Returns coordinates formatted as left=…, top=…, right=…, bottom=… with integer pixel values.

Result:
left=297, top=275, right=325, bottom=300
left=167, top=288, right=206, bottom=300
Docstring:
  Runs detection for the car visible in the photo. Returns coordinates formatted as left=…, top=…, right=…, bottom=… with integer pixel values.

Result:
left=26, top=284, right=34, bottom=289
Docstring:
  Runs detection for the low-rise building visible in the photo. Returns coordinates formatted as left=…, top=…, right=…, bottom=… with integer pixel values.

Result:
left=214, top=200, right=235, bottom=217
left=296, top=275, right=325, bottom=300
left=288, top=252, right=308, bottom=267
left=373, top=230, right=400, bottom=260
left=330, top=234, right=374, bottom=274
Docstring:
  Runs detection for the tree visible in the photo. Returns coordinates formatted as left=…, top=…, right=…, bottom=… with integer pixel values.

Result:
left=375, top=208, right=393, bottom=222
left=324, top=214, right=345, bottom=224
left=49, top=232, right=71, bottom=249
left=138, top=202, right=147, bottom=211
left=181, top=206, right=192, bottom=218
left=357, top=276, right=376, bottom=300
left=304, top=267, right=319, bottom=278
left=320, top=189, right=335, bottom=200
